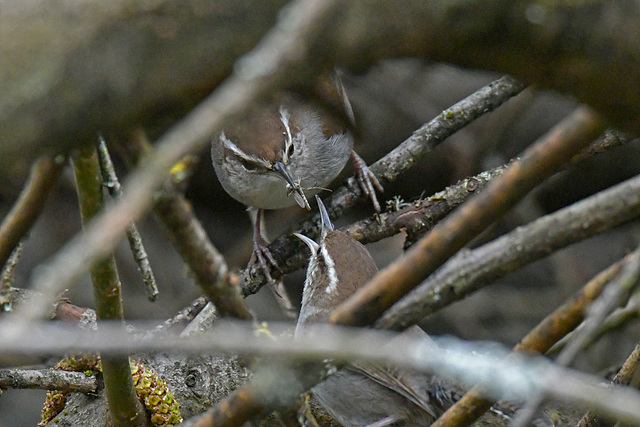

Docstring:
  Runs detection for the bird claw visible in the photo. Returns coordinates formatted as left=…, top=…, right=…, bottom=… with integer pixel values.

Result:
left=351, top=151, right=383, bottom=212
left=250, top=238, right=282, bottom=286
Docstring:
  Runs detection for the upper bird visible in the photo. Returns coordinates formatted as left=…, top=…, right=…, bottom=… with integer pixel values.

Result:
left=211, top=73, right=382, bottom=281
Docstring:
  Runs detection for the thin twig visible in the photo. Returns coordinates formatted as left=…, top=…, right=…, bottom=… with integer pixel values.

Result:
left=577, top=342, right=640, bottom=427
left=0, top=368, right=97, bottom=393
left=549, top=293, right=640, bottom=356
left=71, top=144, right=146, bottom=426
left=97, top=135, right=159, bottom=301
left=0, top=243, right=22, bottom=298
left=331, top=106, right=606, bottom=327
left=0, top=154, right=64, bottom=268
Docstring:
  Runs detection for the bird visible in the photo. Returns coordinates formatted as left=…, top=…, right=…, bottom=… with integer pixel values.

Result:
left=211, top=73, right=382, bottom=283
left=294, top=196, right=456, bottom=426
left=293, top=196, right=554, bottom=427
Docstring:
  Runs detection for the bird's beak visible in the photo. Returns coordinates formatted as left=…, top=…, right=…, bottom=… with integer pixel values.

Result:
left=293, top=232, right=320, bottom=254
left=272, top=161, right=311, bottom=210
left=315, top=195, right=335, bottom=232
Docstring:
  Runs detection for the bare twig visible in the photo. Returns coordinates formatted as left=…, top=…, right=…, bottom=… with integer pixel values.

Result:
left=578, top=341, right=640, bottom=427
left=71, top=144, right=146, bottom=426
left=0, top=368, right=97, bottom=393
left=550, top=293, right=640, bottom=356
left=0, top=154, right=64, bottom=268
left=4, top=321, right=640, bottom=425
left=153, top=296, right=208, bottom=334
left=0, top=243, right=22, bottom=298
left=331, top=106, right=606, bottom=327
left=97, top=135, right=159, bottom=301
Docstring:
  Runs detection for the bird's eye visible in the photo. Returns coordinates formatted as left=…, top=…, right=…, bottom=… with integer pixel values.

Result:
left=240, top=158, right=258, bottom=171
left=287, top=143, right=295, bottom=158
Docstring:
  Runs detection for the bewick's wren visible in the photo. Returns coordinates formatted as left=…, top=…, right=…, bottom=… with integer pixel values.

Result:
left=211, top=74, right=382, bottom=282
left=294, top=197, right=554, bottom=427
left=294, top=197, right=455, bottom=425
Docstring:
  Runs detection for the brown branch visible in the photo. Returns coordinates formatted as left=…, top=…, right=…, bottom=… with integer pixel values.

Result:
left=330, top=106, right=606, bottom=327
left=183, top=388, right=264, bottom=427
left=550, top=293, right=640, bottom=356
left=429, top=252, right=631, bottom=427
left=577, top=343, right=640, bottom=427
left=0, top=154, right=64, bottom=268
left=71, top=144, right=146, bottom=426
left=346, top=129, right=631, bottom=249
left=0, top=368, right=97, bottom=393
left=513, top=240, right=640, bottom=427
left=378, top=170, right=640, bottom=331
left=242, top=74, right=528, bottom=295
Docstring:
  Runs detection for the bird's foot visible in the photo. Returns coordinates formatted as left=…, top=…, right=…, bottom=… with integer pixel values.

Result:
left=351, top=151, right=383, bottom=212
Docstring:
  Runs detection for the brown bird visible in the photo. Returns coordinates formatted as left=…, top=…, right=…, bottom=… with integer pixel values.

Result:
left=212, top=73, right=382, bottom=283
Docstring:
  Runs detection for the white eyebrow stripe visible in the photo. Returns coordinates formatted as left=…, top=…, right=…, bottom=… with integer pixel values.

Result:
left=279, top=106, right=294, bottom=164
left=219, top=132, right=271, bottom=168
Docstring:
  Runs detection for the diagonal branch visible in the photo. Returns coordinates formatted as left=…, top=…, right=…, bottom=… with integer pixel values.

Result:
left=429, top=250, right=634, bottom=427
left=378, top=171, right=640, bottom=330
left=0, top=154, right=64, bottom=268
left=330, top=105, right=606, bottom=327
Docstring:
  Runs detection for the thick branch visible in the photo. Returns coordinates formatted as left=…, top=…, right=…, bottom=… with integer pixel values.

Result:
left=3, top=1, right=640, bottom=182
left=0, top=368, right=97, bottom=393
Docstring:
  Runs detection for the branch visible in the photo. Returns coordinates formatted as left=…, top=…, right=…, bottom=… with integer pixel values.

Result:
left=331, top=106, right=606, bottom=327
left=578, top=343, right=640, bottom=427
left=0, top=368, right=97, bottom=393
left=97, top=136, right=159, bottom=301
left=512, top=240, right=640, bottom=427
left=429, top=251, right=633, bottom=427
left=378, top=171, right=640, bottom=330
left=0, top=154, right=64, bottom=267
left=4, top=321, right=640, bottom=425
left=71, top=144, right=146, bottom=426
left=121, top=132, right=254, bottom=321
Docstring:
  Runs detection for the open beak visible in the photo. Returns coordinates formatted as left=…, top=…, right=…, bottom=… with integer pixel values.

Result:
left=315, top=195, right=334, bottom=232
left=272, top=161, right=311, bottom=210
